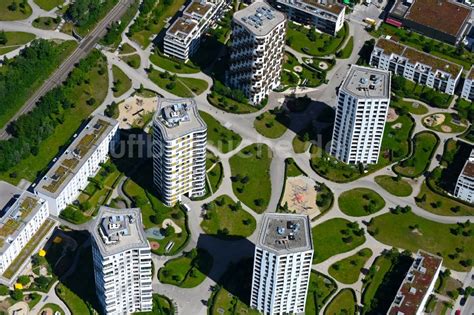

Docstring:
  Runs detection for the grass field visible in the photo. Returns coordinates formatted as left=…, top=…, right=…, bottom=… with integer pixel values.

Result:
left=337, top=36, right=353, bottom=59
left=56, top=283, right=89, bottom=315
left=422, top=112, right=469, bottom=134
left=32, top=17, right=59, bottom=30
left=375, top=175, right=413, bottom=197
left=325, top=289, right=356, bottom=315
left=254, top=111, right=288, bottom=139
left=338, top=188, right=385, bottom=216
left=368, top=211, right=474, bottom=271
left=312, top=218, right=366, bottom=263
left=178, top=76, right=208, bottom=95
left=362, top=254, right=393, bottom=311
left=208, top=92, right=258, bottom=114
left=150, top=51, right=200, bottom=74
left=229, top=144, right=272, bottom=213
left=120, top=53, right=140, bottom=69
left=201, top=195, right=256, bottom=238
left=306, top=271, right=337, bottom=314
left=207, top=158, right=223, bottom=194
left=112, top=65, right=132, bottom=97
left=34, top=0, right=64, bottom=11
left=416, top=182, right=474, bottom=216
left=394, top=131, right=438, bottom=178
left=391, top=98, right=428, bottom=115
left=0, top=1, right=32, bottom=20
left=0, top=32, right=35, bottom=55
left=329, top=248, right=373, bottom=284
left=148, top=69, right=208, bottom=97
left=199, top=111, right=242, bottom=153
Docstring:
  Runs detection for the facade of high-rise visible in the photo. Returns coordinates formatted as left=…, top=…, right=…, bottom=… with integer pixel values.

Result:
left=250, top=213, right=313, bottom=315
left=228, top=1, right=286, bottom=105
left=164, top=0, right=226, bottom=61
left=35, top=115, right=119, bottom=216
left=454, top=149, right=474, bottom=204
left=91, top=206, right=153, bottom=315
left=370, top=37, right=462, bottom=95
left=152, top=98, right=207, bottom=206
left=330, top=65, right=391, bottom=165
left=461, top=66, right=474, bottom=101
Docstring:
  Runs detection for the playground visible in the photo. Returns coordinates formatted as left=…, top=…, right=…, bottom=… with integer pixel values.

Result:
left=117, top=96, right=157, bottom=129
left=281, top=175, right=320, bottom=219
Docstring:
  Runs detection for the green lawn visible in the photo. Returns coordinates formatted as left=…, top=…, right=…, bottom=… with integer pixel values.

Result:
left=150, top=51, right=200, bottom=74
left=119, top=43, right=136, bottom=54
left=0, top=1, right=32, bottom=20
left=391, top=97, right=428, bottom=115
left=416, top=181, right=474, bottom=216
left=329, top=248, right=373, bottom=284
left=422, top=112, right=469, bottom=133
left=306, top=271, right=338, bottom=314
left=178, top=76, right=208, bottom=95
left=207, top=159, right=223, bottom=194
left=209, top=287, right=260, bottom=315
left=282, top=53, right=325, bottom=88
left=337, top=36, right=353, bottom=59
left=139, top=294, right=175, bottom=315
left=254, top=110, right=288, bottom=139
left=324, top=289, right=356, bottom=315
left=394, top=131, right=438, bottom=178
left=120, top=53, right=140, bottom=69
left=55, top=283, right=89, bottom=315
left=375, top=175, right=413, bottom=197
left=292, top=133, right=311, bottom=153
left=362, top=254, right=393, bottom=310
left=0, top=32, right=35, bottom=55
left=229, top=144, right=272, bottom=213
left=285, top=158, right=305, bottom=177
left=380, top=113, right=415, bottom=163
left=338, top=188, right=386, bottom=217
left=312, top=218, right=366, bottom=263
left=34, top=0, right=64, bottom=11
left=112, top=65, right=132, bottom=97
left=32, top=17, right=59, bottom=30
left=461, top=125, right=474, bottom=143
left=208, top=92, right=258, bottom=114
left=199, top=111, right=242, bottom=153
left=40, top=303, right=65, bottom=315
left=148, top=69, right=193, bottom=97
left=368, top=211, right=474, bottom=271
left=201, top=195, right=256, bottom=238
left=158, top=248, right=213, bottom=288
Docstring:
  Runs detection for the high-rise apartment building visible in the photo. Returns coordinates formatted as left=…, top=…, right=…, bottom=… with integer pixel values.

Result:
left=228, top=1, right=286, bottom=105
left=152, top=98, right=207, bottom=206
left=330, top=65, right=391, bottom=165
left=454, top=149, right=474, bottom=204
left=250, top=213, right=313, bottom=315
left=91, top=206, right=153, bottom=315
left=461, top=66, right=474, bottom=101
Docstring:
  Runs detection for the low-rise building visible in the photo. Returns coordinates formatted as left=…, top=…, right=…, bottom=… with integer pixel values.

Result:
left=461, top=66, right=474, bottom=101
left=164, top=0, right=226, bottom=61
left=272, top=0, right=345, bottom=35
left=35, top=115, right=119, bottom=216
left=388, top=250, right=442, bottom=315
left=370, top=37, right=463, bottom=95
left=0, top=182, right=52, bottom=285
left=454, top=149, right=474, bottom=204
left=387, top=0, right=471, bottom=45
left=91, top=206, right=153, bottom=315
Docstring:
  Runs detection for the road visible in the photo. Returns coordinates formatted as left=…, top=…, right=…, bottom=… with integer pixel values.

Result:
left=0, top=0, right=135, bottom=140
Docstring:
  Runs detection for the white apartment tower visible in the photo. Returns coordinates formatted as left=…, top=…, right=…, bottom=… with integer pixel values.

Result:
left=152, top=98, right=207, bottom=206
left=454, top=149, right=474, bottom=204
left=250, top=213, right=313, bottom=315
left=228, top=1, right=286, bottom=105
left=91, top=206, right=153, bottom=315
left=330, top=65, right=391, bottom=165
left=461, top=66, right=474, bottom=101
left=35, top=115, right=119, bottom=216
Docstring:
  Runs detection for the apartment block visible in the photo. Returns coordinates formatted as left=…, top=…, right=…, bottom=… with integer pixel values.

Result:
left=250, top=213, right=313, bottom=315
left=454, top=149, right=474, bottom=204
left=370, top=37, right=462, bottom=95
left=228, top=1, right=286, bottom=105
left=164, top=0, right=227, bottom=61
left=0, top=182, right=52, bottom=285
left=91, top=206, right=153, bottom=315
left=388, top=250, right=442, bottom=315
left=461, top=66, right=474, bottom=101
left=152, top=98, right=207, bottom=206
left=35, top=115, right=119, bottom=216
left=330, top=65, right=391, bottom=165
left=273, top=0, right=345, bottom=35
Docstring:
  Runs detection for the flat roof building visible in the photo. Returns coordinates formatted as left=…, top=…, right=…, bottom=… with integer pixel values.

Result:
left=454, top=149, right=474, bottom=204
left=461, top=66, right=474, bottom=101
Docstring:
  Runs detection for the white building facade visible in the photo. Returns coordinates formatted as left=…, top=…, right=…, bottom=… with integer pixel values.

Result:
left=370, top=37, right=462, bottom=95
left=251, top=213, right=313, bottom=315
left=91, top=207, right=153, bottom=315
left=330, top=65, right=391, bottom=165
left=152, top=98, right=207, bottom=206
left=164, top=0, right=226, bottom=61
left=228, top=1, right=286, bottom=105
left=35, top=115, right=119, bottom=216
left=461, top=66, right=474, bottom=101
left=454, top=149, right=474, bottom=204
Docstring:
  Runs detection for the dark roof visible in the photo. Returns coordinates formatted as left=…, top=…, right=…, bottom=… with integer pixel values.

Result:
left=462, top=161, right=474, bottom=178
left=468, top=66, right=474, bottom=81
left=405, top=0, right=471, bottom=37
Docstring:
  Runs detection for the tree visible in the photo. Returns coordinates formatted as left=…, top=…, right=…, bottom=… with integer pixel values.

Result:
left=162, top=225, right=175, bottom=237
left=17, top=275, right=30, bottom=286
left=34, top=276, right=50, bottom=290
left=0, top=31, right=7, bottom=45
left=8, top=1, right=18, bottom=11
left=10, top=289, right=23, bottom=301
left=0, top=285, right=9, bottom=296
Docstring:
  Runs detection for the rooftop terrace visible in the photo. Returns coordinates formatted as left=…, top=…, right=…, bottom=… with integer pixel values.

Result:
left=168, top=17, right=199, bottom=38
left=184, top=1, right=212, bottom=18
left=234, top=1, right=286, bottom=36
left=341, top=65, right=390, bottom=99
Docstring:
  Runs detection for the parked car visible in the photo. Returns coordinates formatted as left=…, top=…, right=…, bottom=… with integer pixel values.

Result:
left=182, top=204, right=191, bottom=212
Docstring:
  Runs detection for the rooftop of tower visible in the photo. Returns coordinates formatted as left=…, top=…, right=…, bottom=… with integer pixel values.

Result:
left=341, top=65, right=390, bottom=99
left=91, top=206, right=149, bottom=257
left=257, top=213, right=313, bottom=255
left=233, top=1, right=286, bottom=36
left=153, top=98, right=207, bottom=140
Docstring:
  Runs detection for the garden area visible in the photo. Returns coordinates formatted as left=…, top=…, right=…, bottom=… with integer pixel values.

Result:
left=111, top=65, right=132, bottom=97
left=0, top=0, right=32, bottom=20
left=393, top=131, right=438, bottom=178
left=416, top=182, right=474, bottom=216
left=324, top=289, right=356, bottom=315
left=375, top=175, right=413, bottom=197
left=199, top=111, right=242, bottom=153
left=422, top=112, right=468, bottom=133
left=367, top=211, right=474, bottom=271
left=34, top=0, right=63, bottom=11
left=390, top=96, right=428, bottom=115
left=201, top=195, right=256, bottom=239
left=338, top=188, right=386, bottom=217
left=254, top=108, right=289, bottom=139
left=0, top=31, right=35, bottom=55
left=311, top=218, right=366, bottom=263
left=158, top=248, right=213, bottom=288
left=229, top=144, right=272, bottom=213
left=207, top=81, right=259, bottom=114
left=120, top=53, right=140, bottom=69
left=305, top=271, right=337, bottom=314
left=32, top=17, right=60, bottom=30
left=281, top=53, right=325, bottom=88
left=150, top=50, right=200, bottom=74
left=329, top=248, right=373, bottom=284
left=148, top=69, right=208, bottom=97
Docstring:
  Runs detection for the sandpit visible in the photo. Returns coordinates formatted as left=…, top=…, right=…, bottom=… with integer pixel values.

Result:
left=8, top=301, right=28, bottom=315
left=424, top=113, right=445, bottom=127
left=280, top=175, right=320, bottom=219
left=441, top=125, right=452, bottom=132
left=387, top=108, right=399, bottom=122
left=118, top=95, right=157, bottom=129
left=318, top=61, right=328, bottom=70
left=150, top=241, right=160, bottom=250
left=293, top=65, right=303, bottom=73
left=162, top=219, right=182, bottom=234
